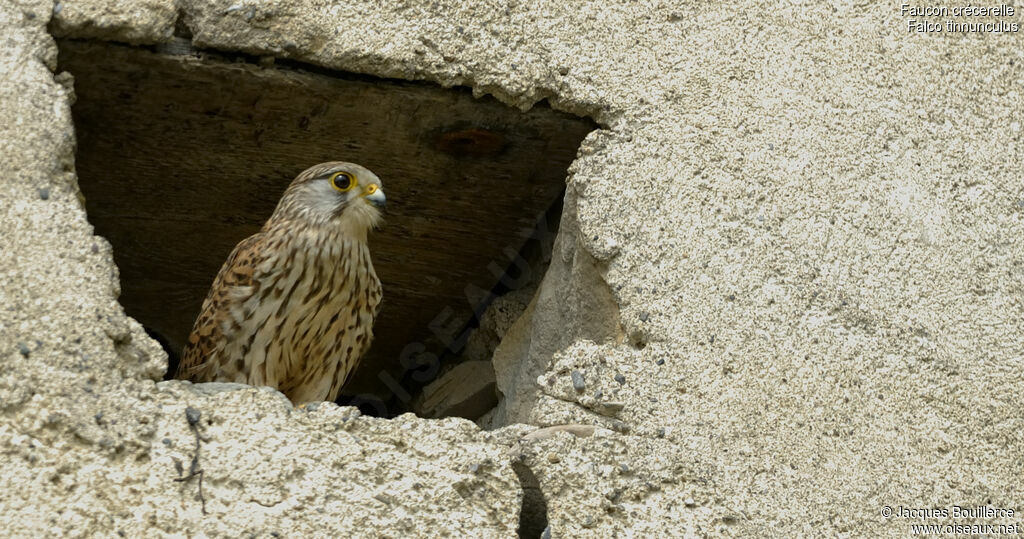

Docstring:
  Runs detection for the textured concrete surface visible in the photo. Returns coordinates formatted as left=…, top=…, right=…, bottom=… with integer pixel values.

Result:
left=4, top=0, right=1023, bottom=536
left=50, top=0, right=175, bottom=44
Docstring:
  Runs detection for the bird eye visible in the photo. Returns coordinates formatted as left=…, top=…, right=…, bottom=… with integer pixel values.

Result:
left=330, top=171, right=356, bottom=192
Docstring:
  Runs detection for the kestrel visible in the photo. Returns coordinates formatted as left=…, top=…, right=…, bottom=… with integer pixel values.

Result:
left=174, top=162, right=386, bottom=405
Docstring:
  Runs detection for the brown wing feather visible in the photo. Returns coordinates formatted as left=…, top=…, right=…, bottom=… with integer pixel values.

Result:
left=175, top=233, right=266, bottom=380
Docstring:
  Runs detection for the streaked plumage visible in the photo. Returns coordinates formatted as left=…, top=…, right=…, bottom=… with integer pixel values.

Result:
left=175, top=162, right=385, bottom=404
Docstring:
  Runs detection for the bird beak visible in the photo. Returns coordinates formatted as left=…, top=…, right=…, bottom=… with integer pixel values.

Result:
left=365, top=188, right=386, bottom=209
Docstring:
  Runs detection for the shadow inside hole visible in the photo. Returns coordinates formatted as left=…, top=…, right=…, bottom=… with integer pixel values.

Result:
left=59, top=39, right=596, bottom=416
left=513, top=462, right=550, bottom=538
left=399, top=189, right=563, bottom=421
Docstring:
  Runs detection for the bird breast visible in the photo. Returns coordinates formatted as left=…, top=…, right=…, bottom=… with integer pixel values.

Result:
left=222, top=227, right=381, bottom=403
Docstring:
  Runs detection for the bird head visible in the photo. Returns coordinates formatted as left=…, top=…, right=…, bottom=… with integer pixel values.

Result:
left=274, top=161, right=386, bottom=235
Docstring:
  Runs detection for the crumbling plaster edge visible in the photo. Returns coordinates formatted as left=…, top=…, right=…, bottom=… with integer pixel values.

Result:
left=50, top=1, right=619, bottom=119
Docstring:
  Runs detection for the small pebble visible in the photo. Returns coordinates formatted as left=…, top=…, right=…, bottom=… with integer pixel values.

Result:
left=17, top=342, right=30, bottom=357
left=639, top=311, right=649, bottom=322
left=541, top=525, right=552, bottom=539
left=161, top=438, right=173, bottom=446
left=685, top=497, right=695, bottom=506
left=619, top=463, right=630, bottom=474
left=38, top=188, right=50, bottom=200
left=184, top=407, right=201, bottom=426
left=656, top=427, right=666, bottom=438
left=598, top=401, right=625, bottom=416
left=614, top=374, right=625, bottom=385
left=571, top=370, right=585, bottom=392
left=656, top=358, right=665, bottom=366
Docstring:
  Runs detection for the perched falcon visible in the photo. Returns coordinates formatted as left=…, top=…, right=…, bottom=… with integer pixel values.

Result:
left=175, top=162, right=386, bottom=405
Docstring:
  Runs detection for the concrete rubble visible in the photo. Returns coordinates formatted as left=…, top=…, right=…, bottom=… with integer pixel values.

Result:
left=2, top=0, right=1022, bottom=536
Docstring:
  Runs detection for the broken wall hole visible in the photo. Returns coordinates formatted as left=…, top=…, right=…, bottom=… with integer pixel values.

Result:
left=58, top=39, right=596, bottom=419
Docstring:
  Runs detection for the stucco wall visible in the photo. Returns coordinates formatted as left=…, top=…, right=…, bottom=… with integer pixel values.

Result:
left=3, top=0, right=1022, bottom=536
